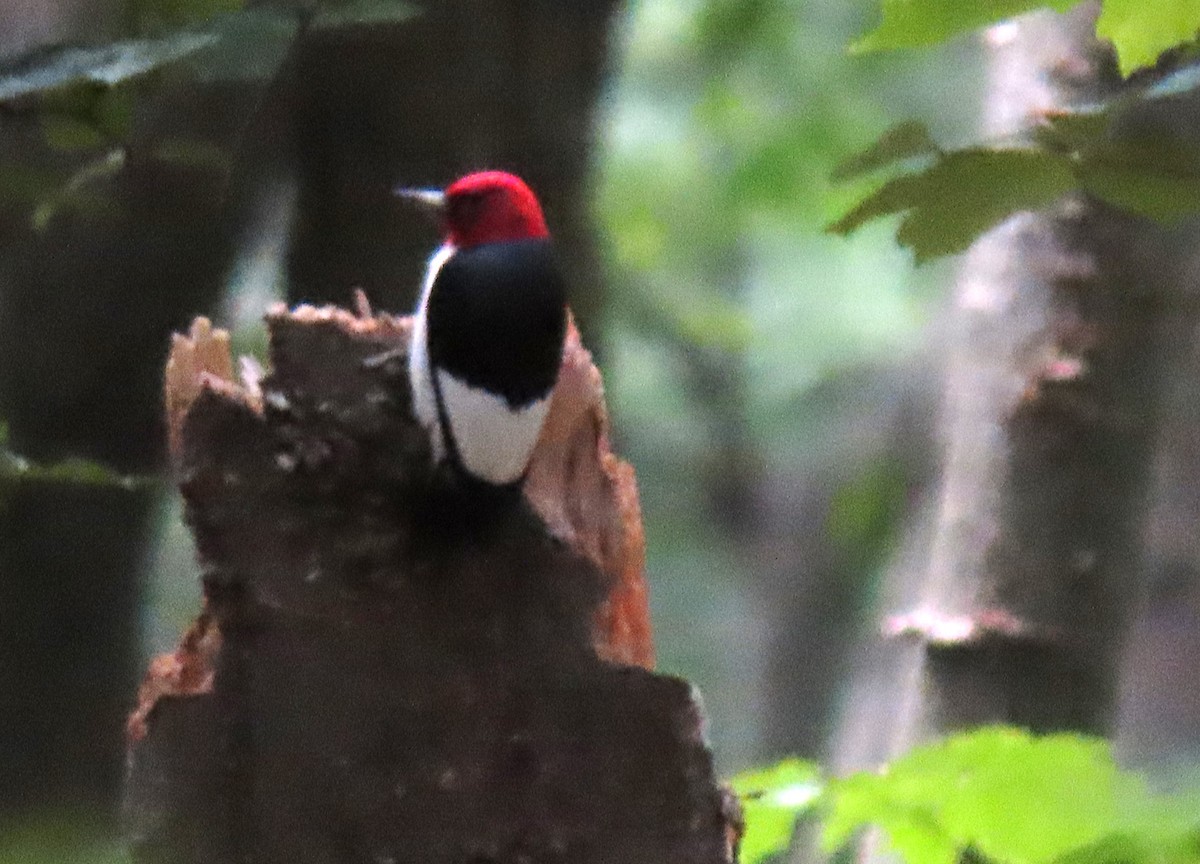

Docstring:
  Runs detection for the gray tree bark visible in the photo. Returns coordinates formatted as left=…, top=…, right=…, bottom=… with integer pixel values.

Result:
left=828, top=4, right=1188, bottom=786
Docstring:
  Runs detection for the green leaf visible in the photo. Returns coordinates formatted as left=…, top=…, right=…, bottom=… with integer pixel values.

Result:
left=25, top=458, right=149, bottom=489
left=311, top=0, right=419, bottom=29
left=0, top=162, right=65, bottom=209
left=823, top=727, right=1200, bottom=864
left=1095, top=0, right=1200, bottom=77
left=828, top=148, right=1076, bottom=262
left=95, top=87, right=136, bottom=141
left=677, top=300, right=754, bottom=353
left=31, top=149, right=126, bottom=232
left=852, top=0, right=1076, bottom=54
left=832, top=121, right=940, bottom=181
left=132, top=0, right=243, bottom=34
left=182, top=8, right=299, bottom=82
left=40, top=115, right=106, bottom=151
left=1082, top=155, right=1200, bottom=222
left=0, top=449, right=149, bottom=491
left=731, top=759, right=824, bottom=864
left=0, top=34, right=216, bottom=102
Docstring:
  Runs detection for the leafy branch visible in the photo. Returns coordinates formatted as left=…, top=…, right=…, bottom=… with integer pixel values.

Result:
left=733, top=726, right=1200, bottom=864
left=829, top=64, right=1200, bottom=262
left=0, top=423, right=151, bottom=499
left=0, top=0, right=416, bottom=230
left=855, top=0, right=1200, bottom=78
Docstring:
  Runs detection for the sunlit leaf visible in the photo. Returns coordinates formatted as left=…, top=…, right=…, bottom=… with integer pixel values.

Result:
left=1095, top=0, right=1200, bottom=77
left=0, top=34, right=216, bottom=102
left=731, top=759, right=823, bottom=864
left=311, top=0, right=419, bottom=29
left=852, top=0, right=1076, bottom=54
left=828, top=148, right=1076, bottom=262
left=823, top=727, right=1200, bottom=864
left=832, top=121, right=940, bottom=181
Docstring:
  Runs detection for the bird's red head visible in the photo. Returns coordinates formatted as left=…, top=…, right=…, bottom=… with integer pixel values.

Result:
left=442, top=171, right=549, bottom=248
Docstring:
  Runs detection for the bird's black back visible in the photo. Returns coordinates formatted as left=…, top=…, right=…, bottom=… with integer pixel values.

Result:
left=426, top=239, right=567, bottom=409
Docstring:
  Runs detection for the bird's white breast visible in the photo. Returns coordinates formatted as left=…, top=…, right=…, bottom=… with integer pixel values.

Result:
left=436, top=370, right=551, bottom=485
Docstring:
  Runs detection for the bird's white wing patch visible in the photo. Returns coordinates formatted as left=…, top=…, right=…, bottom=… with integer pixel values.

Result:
left=437, top=370, right=550, bottom=485
left=409, top=243, right=456, bottom=459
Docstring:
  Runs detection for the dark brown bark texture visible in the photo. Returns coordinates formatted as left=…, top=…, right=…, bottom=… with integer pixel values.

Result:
left=830, top=5, right=1193, bottom=782
left=125, top=308, right=734, bottom=864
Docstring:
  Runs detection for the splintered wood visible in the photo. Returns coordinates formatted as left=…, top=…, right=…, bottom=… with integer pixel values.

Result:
left=128, top=303, right=731, bottom=864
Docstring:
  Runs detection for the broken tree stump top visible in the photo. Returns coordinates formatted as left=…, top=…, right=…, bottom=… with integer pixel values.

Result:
left=126, top=303, right=736, bottom=864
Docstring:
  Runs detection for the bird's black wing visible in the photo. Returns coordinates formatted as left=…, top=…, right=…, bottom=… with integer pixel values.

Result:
left=425, top=238, right=567, bottom=409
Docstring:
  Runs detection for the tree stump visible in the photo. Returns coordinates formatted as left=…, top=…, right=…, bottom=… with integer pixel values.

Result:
left=124, top=303, right=736, bottom=863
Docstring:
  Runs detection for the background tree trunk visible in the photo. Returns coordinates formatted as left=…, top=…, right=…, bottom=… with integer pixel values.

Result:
left=827, top=3, right=1188, bottom=785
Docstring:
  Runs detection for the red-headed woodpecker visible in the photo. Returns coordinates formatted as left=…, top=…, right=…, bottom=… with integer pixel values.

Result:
left=398, top=171, right=567, bottom=487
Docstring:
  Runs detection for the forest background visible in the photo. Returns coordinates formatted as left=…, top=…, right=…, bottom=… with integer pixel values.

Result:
left=3, top=0, right=1200, bottom=861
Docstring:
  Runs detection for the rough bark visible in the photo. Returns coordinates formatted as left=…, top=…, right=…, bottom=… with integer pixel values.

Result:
left=829, top=4, right=1180, bottom=783
left=125, top=306, right=731, bottom=863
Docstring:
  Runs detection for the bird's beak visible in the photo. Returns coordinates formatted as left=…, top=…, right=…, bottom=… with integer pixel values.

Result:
left=394, top=186, right=446, bottom=221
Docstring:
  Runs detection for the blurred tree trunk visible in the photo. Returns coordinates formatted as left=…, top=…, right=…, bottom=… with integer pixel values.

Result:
left=758, top=358, right=939, bottom=760
left=1116, top=242, right=1200, bottom=771
left=826, top=4, right=1190, bottom=792
left=0, top=0, right=241, bottom=821
left=280, top=0, right=616, bottom=337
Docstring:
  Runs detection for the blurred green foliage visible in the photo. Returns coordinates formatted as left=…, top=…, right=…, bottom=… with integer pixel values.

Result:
left=597, top=0, right=976, bottom=768
left=0, top=811, right=129, bottom=864
left=1097, top=0, right=1200, bottom=76
left=853, top=0, right=1075, bottom=53
left=0, top=0, right=412, bottom=233
left=732, top=757, right=823, bottom=864
left=734, top=727, right=1200, bottom=864
left=855, top=0, right=1200, bottom=79
left=834, top=3, right=1200, bottom=259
